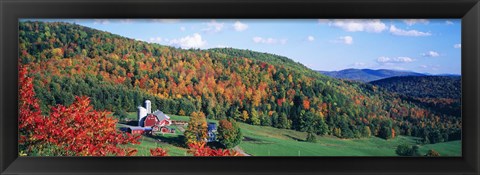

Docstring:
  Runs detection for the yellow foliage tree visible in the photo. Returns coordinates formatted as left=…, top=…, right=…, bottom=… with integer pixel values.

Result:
left=184, top=111, right=208, bottom=145
left=242, top=110, right=249, bottom=122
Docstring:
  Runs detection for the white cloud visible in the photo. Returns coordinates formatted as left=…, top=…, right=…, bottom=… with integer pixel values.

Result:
left=180, top=27, right=186, bottom=32
left=377, top=56, right=414, bottom=63
left=169, top=33, right=207, bottom=49
left=233, top=21, right=248, bottom=31
left=93, top=19, right=110, bottom=25
left=403, top=19, right=429, bottom=26
left=325, top=19, right=387, bottom=33
left=203, top=20, right=224, bottom=33
left=318, top=19, right=330, bottom=24
left=454, top=44, right=461, bottom=48
left=395, top=57, right=415, bottom=63
left=446, top=20, right=454, bottom=25
left=420, top=65, right=428, bottom=68
left=307, top=36, right=315, bottom=41
left=377, top=56, right=391, bottom=63
left=151, top=19, right=181, bottom=23
left=333, top=36, right=353, bottom=45
left=149, top=37, right=162, bottom=43
left=422, top=51, right=440, bottom=57
left=252, top=37, right=287, bottom=44
left=119, top=19, right=133, bottom=24
left=389, top=25, right=431, bottom=36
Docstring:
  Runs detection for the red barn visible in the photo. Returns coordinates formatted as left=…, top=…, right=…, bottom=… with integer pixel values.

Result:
left=126, top=100, right=174, bottom=135
left=128, top=127, right=146, bottom=135
left=140, top=111, right=171, bottom=128
left=143, top=114, right=159, bottom=127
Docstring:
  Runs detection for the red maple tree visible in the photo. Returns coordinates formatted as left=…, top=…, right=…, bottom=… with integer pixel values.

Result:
left=150, top=148, right=169, bottom=156
left=19, top=66, right=140, bottom=156
left=187, top=142, right=241, bottom=156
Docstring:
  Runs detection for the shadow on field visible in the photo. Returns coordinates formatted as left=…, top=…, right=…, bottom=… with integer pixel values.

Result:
left=120, top=120, right=139, bottom=126
left=206, top=141, right=225, bottom=149
left=150, top=135, right=187, bottom=148
left=243, top=136, right=274, bottom=144
left=284, top=134, right=305, bottom=142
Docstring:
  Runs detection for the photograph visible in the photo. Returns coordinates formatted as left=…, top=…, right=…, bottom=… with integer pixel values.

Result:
left=18, top=19, right=461, bottom=157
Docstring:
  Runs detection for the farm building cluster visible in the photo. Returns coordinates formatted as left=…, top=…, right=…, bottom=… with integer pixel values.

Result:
left=122, top=100, right=217, bottom=142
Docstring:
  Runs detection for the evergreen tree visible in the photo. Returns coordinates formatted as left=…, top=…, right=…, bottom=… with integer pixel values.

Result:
left=306, top=132, right=316, bottom=143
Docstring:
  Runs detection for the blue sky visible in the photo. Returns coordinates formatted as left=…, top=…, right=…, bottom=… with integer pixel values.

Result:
left=24, top=19, right=461, bottom=74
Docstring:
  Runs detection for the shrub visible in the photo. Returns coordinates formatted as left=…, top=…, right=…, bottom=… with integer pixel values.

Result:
left=396, top=144, right=420, bottom=156
left=378, top=126, right=393, bottom=140
left=425, top=149, right=440, bottom=157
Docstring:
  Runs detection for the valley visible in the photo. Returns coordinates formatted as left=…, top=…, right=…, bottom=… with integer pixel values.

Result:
left=119, top=112, right=461, bottom=156
left=18, top=21, right=462, bottom=156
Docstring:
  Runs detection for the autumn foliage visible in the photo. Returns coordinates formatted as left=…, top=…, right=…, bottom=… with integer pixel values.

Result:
left=184, top=111, right=208, bottom=145
left=217, top=119, right=242, bottom=149
left=19, top=66, right=140, bottom=156
left=150, top=148, right=169, bottom=156
left=18, top=21, right=461, bottom=146
left=187, top=142, right=241, bottom=156
left=19, top=66, right=240, bottom=157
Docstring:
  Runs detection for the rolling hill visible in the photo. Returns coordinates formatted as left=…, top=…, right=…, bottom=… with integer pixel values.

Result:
left=18, top=21, right=461, bottom=144
left=122, top=112, right=461, bottom=156
left=370, top=76, right=461, bottom=118
left=370, top=76, right=461, bottom=99
left=318, top=68, right=426, bottom=82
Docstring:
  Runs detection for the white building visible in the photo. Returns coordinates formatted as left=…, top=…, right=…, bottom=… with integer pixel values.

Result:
left=137, top=100, right=170, bottom=127
left=137, top=106, right=147, bottom=126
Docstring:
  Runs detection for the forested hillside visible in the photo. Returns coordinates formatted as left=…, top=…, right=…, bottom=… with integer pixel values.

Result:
left=19, top=21, right=461, bottom=143
left=370, top=76, right=461, bottom=99
left=371, top=76, right=461, bottom=119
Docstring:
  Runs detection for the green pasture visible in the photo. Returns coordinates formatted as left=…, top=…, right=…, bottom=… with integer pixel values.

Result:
left=237, top=122, right=460, bottom=156
left=117, top=112, right=461, bottom=157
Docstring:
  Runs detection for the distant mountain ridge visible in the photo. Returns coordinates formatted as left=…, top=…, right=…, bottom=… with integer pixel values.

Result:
left=318, top=68, right=427, bottom=82
left=370, top=76, right=461, bottom=99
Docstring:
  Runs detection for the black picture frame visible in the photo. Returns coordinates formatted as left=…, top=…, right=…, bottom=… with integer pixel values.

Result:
left=1, top=0, right=479, bottom=174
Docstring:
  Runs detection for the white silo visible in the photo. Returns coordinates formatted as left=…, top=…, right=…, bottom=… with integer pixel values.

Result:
left=145, top=100, right=151, bottom=114
left=137, top=106, right=147, bottom=126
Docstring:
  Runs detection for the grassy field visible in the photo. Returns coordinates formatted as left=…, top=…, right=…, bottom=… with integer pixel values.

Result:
left=117, top=123, right=189, bottom=156
left=237, top=122, right=461, bottom=156
left=118, top=113, right=188, bottom=156
left=117, top=112, right=461, bottom=157
left=419, top=140, right=461, bottom=156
